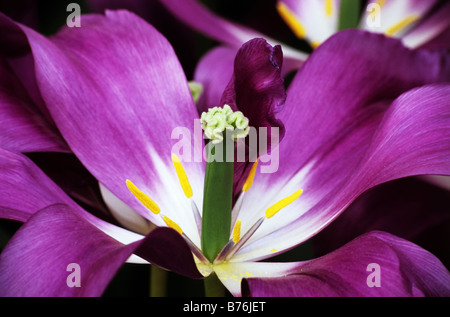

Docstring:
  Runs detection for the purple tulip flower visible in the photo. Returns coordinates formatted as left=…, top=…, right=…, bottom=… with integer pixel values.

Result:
left=0, top=10, right=449, bottom=296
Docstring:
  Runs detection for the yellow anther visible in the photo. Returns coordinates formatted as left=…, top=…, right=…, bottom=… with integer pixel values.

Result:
left=276, top=2, right=307, bottom=39
left=232, top=219, right=242, bottom=244
left=242, top=159, right=258, bottom=192
left=163, top=216, right=183, bottom=235
left=172, top=154, right=193, bottom=198
left=265, top=189, right=303, bottom=219
left=385, top=15, right=420, bottom=36
left=126, top=180, right=160, bottom=214
left=325, top=0, right=333, bottom=17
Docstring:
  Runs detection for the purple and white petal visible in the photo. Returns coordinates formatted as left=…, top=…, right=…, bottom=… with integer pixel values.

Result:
left=402, top=2, right=450, bottom=49
left=1, top=11, right=205, bottom=245
left=229, top=30, right=450, bottom=262
left=276, top=0, right=340, bottom=47
left=361, top=0, right=439, bottom=38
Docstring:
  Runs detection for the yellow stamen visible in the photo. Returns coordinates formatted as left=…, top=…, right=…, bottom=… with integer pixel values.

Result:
left=242, top=159, right=258, bottom=192
left=172, top=154, right=193, bottom=198
left=163, top=216, right=183, bottom=235
left=276, top=2, right=307, bottom=39
left=126, top=180, right=160, bottom=214
left=310, top=41, right=321, bottom=49
left=232, top=219, right=242, bottom=243
left=325, top=0, right=333, bottom=17
left=265, top=189, right=303, bottom=219
left=385, top=15, right=420, bottom=36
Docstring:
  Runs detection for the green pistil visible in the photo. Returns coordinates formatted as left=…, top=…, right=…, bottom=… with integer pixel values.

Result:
left=200, top=105, right=250, bottom=262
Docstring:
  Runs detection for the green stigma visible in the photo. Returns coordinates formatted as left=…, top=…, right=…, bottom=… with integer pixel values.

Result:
left=201, top=105, right=250, bottom=144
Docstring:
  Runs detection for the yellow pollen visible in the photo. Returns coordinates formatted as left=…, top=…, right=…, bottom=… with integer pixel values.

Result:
left=232, top=219, right=242, bottom=243
left=385, top=15, right=420, bottom=36
left=163, top=216, right=183, bottom=235
left=126, top=180, right=160, bottom=214
left=171, top=154, right=193, bottom=198
left=242, top=159, right=258, bottom=192
left=265, top=189, right=303, bottom=219
left=325, top=0, right=333, bottom=16
left=276, top=2, right=307, bottom=39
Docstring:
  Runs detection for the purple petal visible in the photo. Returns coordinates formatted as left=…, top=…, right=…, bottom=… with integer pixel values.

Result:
left=135, top=227, right=203, bottom=279
left=220, top=38, right=286, bottom=138
left=0, top=204, right=202, bottom=296
left=0, top=57, right=67, bottom=153
left=217, top=39, right=286, bottom=195
left=0, top=148, right=77, bottom=222
left=7, top=11, right=205, bottom=237
left=242, top=231, right=450, bottom=297
left=0, top=204, right=141, bottom=296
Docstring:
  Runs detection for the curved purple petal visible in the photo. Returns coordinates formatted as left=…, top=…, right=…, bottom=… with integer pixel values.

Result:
left=217, top=39, right=286, bottom=195
left=0, top=57, right=67, bottom=153
left=220, top=38, right=286, bottom=139
left=0, top=204, right=201, bottom=296
left=136, top=227, right=203, bottom=279
left=0, top=204, right=140, bottom=296
left=3, top=11, right=206, bottom=238
left=242, top=231, right=450, bottom=297
left=0, top=148, right=77, bottom=222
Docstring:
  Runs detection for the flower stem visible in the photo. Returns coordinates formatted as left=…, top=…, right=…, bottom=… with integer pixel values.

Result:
left=150, top=265, right=168, bottom=297
left=204, top=273, right=225, bottom=297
